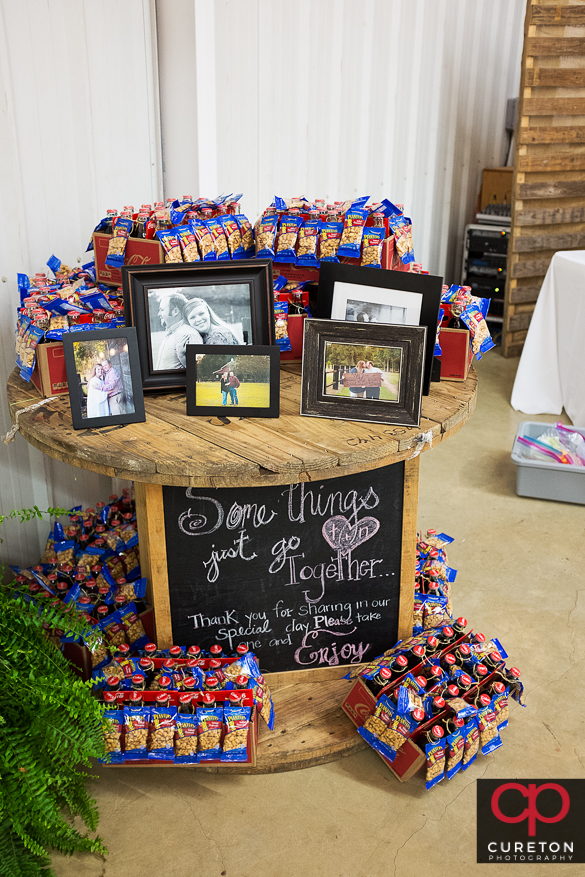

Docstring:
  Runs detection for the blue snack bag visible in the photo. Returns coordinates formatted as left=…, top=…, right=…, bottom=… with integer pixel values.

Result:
left=338, top=208, right=368, bottom=258
left=445, top=723, right=466, bottom=779
left=461, top=716, right=480, bottom=770
left=360, top=227, right=385, bottom=268
left=99, top=703, right=124, bottom=764
left=119, top=602, right=149, bottom=650
left=235, top=214, right=255, bottom=258
left=197, top=704, right=224, bottom=761
left=275, top=215, right=303, bottom=263
left=78, top=290, right=114, bottom=311
left=492, top=682, right=509, bottom=729
left=17, top=273, right=30, bottom=304
left=46, top=254, right=61, bottom=276
left=425, top=729, right=446, bottom=790
left=273, top=274, right=288, bottom=295
left=19, top=323, right=44, bottom=382
left=296, top=220, right=320, bottom=267
left=389, top=215, right=415, bottom=264
left=319, top=221, right=343, bottom=262
left=189, top=218, right=216, bottom=261
left=221, top=705, right=252, bottom=762
left=124, top=703, right=151, bottom=761
left=219, top=215, right=245, bottom=259
left=148, top=701, right=178, bottom=761
left=105, top=217, right=133, bottom=269
left=175, top=710, right=199, bottom=763
left=255, top=214, right=278, bottom=259
left=477, top=692, right=503, bottom=755
left=274, top=301, right=292, bottom=352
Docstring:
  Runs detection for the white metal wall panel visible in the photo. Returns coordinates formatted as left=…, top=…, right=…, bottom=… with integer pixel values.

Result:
left=0, top=0, right=161, bottom=566
left=158, top=0, right=524, bottom=280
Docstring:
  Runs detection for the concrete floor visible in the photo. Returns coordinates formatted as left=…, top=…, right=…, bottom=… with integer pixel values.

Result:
left=52, top=353, right=585, bottom=877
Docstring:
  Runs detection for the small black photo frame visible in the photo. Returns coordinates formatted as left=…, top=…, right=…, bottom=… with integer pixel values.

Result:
left=122, top=260, right=275, bottom=391
left=315, top=262, right=442, bottom=396
left=186, top=345, right=280, bottom=418
left=62, top=327, right=145, bottom=429
left=301, top=319, right=426, bottom=428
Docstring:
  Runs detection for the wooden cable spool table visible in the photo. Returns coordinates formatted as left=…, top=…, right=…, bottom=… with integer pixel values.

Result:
left=7, top=363, right=477, bottom=773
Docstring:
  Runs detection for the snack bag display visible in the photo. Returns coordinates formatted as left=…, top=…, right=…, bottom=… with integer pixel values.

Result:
left=105, top=217, right=133, bottom=269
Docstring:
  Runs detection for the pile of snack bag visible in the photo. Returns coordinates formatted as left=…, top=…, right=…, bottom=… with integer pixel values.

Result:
left=14, top=259, right=125, bottom=382
left=99, top=648, right=274, bottom=765
left=517, top=422, right=585, bottom=466
left=9, top=486, right=275, bottom=764
left=344, top=529, right=524, bottom=790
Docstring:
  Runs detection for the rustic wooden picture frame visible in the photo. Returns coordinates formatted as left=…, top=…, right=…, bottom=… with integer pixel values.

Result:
left=301, top=318, right=426, bottom=428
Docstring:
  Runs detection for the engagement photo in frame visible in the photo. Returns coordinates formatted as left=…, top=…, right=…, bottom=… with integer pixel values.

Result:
left=314, top=263, right=442, bottom=396
left=186, top=345, right=280, bottom=418
left=122, top=260, right=275, bottom=390
left=62, top=327, right=145, bottom=430
left=301, top=319, right=426, bottom=428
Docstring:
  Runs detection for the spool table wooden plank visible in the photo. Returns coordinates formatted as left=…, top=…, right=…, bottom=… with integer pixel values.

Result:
left=6, top=363, right=477, bottom=773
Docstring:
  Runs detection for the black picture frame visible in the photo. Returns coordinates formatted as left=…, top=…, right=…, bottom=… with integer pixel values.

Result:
left=301, top=318, right=426, bottom=428
left=314, top=262, right=442, bottom=396
left=62, top=327, right=145, bottom=430
left=186, top=345, right=280, bottom=418
left=122, top=260, right=275, bottom=391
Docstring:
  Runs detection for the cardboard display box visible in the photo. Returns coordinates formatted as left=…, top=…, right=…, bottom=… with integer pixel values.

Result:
left=480, top=167, right=513, bottom=211
left=31, top=341, right=69, bottom=397
left=437, top=327, right=473, bottom=382
left=93, top=232, right=165, bottom=286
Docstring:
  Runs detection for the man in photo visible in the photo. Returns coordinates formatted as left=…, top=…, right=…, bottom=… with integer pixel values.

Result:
left=156, top=293, right=203, bottom=369
left=227, top=370, right=240, bottom=405
left=102, top=359, right=124, bottom=414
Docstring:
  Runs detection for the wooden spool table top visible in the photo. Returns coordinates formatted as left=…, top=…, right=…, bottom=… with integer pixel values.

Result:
left=7, top=363, right=477, bottom=774
left=7, top=363, right=477, bottom=487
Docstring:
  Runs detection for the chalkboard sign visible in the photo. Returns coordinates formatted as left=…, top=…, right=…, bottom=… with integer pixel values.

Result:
left=162, top=463, right=405, bottom=674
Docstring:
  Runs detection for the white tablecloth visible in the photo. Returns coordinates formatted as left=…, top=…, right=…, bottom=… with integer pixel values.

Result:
left=511, top=250, right=585, bottom=427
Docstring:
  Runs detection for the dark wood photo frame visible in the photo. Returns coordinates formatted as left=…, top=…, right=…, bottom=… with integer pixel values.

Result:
left=301, top=318, right=426, bottom=428
left=122, top=260, right=275, bottom=390
left=186, top=345, right=280, bottom=418
left=314, top=262, right=442, bottom=396
left=62, top=327, right=145, bottom=430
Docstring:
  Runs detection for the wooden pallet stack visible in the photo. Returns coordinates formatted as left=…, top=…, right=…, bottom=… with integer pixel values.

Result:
left=504, top=0, right=585, bottom=357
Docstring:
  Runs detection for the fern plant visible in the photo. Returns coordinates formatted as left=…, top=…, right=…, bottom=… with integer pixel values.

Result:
left=0, top=506, right=107, bottom=877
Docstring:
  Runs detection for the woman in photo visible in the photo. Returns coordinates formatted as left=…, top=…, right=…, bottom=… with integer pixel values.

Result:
left=348, top=360, right=366, bottom=399
left=220, top=371, right=230, bottom=406
left=183, top=298, right=239, bottom=345
left=85, top=363, right=110, bottom=417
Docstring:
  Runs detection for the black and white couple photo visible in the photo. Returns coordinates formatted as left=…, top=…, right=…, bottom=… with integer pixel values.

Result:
left=148, top=285, right=253, bottom=372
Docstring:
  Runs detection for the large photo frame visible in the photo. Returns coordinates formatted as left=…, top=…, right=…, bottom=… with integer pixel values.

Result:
left=62, top=327, right=145, bottom=430
left=301, top=318, right=426, bottom=428
left=186, top=345, right=280, bottom=418
left=122, top=260, right=275, bottom=390
left=314, top=263, right=442, bottom=396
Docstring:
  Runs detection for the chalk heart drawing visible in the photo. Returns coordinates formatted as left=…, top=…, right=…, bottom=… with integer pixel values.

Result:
left=322, top=515, right=380, bottom=554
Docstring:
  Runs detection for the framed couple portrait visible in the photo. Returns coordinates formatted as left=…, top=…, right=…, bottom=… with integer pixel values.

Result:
left=62, top=327, right=145, bottom=429
left=186, top=345, right=280, bottom=418
left=122, top=260, right=275, bottom=390
left=314, top=262, right=442, bottom=396
left=300, top=319, right=426, bottom=428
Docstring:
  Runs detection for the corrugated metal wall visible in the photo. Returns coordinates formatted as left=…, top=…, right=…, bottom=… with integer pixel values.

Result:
left=0, top=0, right=524, bottom=566
left=0, top=0, right=162, bottom=565
left=158, top=0, right=525, bottom=280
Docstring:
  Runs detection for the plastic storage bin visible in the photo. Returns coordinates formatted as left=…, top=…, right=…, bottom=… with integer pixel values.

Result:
left=511, top=421, right=585, bottom=504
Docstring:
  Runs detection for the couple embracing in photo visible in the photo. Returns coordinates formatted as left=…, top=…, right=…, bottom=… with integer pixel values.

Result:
left=85, top=360, right=124, bottom=417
